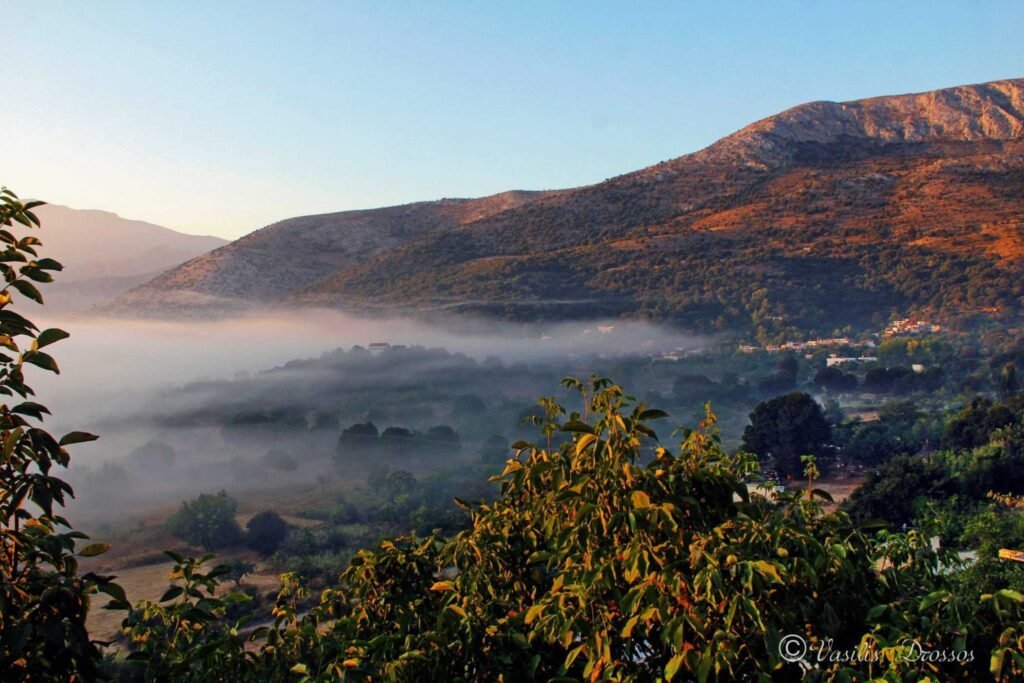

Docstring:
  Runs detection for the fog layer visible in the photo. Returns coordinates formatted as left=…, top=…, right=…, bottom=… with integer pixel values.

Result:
left=29, top=309, right=707, bottom=524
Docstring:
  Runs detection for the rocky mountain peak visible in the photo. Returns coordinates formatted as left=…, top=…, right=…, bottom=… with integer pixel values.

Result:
left=700, top=77, right=1024, bottom=168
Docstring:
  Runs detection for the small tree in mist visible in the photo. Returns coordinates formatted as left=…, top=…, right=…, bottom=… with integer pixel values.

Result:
left=426, top=424, right=461, bottom=449
left=480, top=433, right=509, bottom=464
left=127, top=439, right=176, bottom=469
left=261, top=448, right=298, bottom=472
left=166, top=490, right=243, bottom=550
left=336, top=421, right=379, bottom=457
left=245, top=509, right=290, bottom=555
left=224, top=559, right=255, bottom=588
left=0, top=188, right=127, bottom=681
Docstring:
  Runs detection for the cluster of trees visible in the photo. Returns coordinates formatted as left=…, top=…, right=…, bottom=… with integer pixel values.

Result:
left=863, top=364, right=946, bottom=394
left=335, top=421, right=462, bottom=460
left=811, top=358, right=946, bottom=396
left=943, top=396, right=1024, bottom=450
left=280, top=464, right=496, bottom=581
left=813, top=364, right=859, bottom=393
left=845, top=396, right=1024, bottom=529
left=756, top=355, right=799, bottom=396
left=833, top=399, right=943, bottom=466
left=745, top=383, right=1024, bottom=481
left=166, top=491, right=290, bottom=555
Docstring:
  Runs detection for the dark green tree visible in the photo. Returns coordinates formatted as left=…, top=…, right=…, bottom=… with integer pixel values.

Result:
left=452, top=393, right=486, bottom=417
left=844, top=454, right=949, bottom=525
left=166, top=490, right=243, bottom=550
left=943, top=396, right=1018, bottom=450
left=742, top=391, right=832, bottom=478
left=245, top=510, right=291, bottom=555
left=426, top=424, right=460, bottom=446
left=224, top=558, right=256, bottom=588
left=999, top=362, right=1020, bottom=399
left=336, top=421, right=379, bottom=457
left=671, top=373, right=718, bottom=404
left=813, top=365, right=858, bottom=393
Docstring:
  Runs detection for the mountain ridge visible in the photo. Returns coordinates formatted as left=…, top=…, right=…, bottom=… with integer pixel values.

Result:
left=107, top=77, right=1024, bottom=335
left=30, top=205, right=227, bottom=312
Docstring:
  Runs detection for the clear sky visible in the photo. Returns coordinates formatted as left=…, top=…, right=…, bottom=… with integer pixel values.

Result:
left=4, top=1, right=1023, bottom=239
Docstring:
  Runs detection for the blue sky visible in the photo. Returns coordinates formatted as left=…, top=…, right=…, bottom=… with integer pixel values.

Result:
left=4, top=1, right=1023, bottom=239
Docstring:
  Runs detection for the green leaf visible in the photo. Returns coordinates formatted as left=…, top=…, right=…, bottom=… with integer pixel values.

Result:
left=621, top=615, right=640, bottom=638
left=920, top=589, right=950, bottom=610
left=665, top=653, right=685, bottom=681
left=811, top=488, right=834, bottom=502
left=23, top=351, right=59, bottom=374
left=995, top=589, right=1024, bottom=603
left=11, top=401, right=50, bottom=419
left=164, top=550, right=186, bottom=563
left=78, top=543, right=111, bottom=557
left=526, top=550, right=550, bottom=564
left=21, top=268, right=53, bottom=283
left=750, top=560, right=783, bottom=583
left=639, top=408, right=669, bottom=420
left=9, top=279, right=43, bottom=304
left=574, top=432, right=597, bottom=455
left=98, top=582, right=129, bottom=607
left=560, top=420, right=596, bottom=434
left=160, top=586, right=184, bottom=602
left=59, top=431, right=99, bottom=446
left=865, top=604, right=887, bottom=621
left=36, top=328, right=70, bottom=348
left=631, top=490, right=651, bottom=509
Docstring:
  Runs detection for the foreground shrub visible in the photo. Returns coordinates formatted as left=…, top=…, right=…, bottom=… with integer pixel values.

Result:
left=0, top=189, right=126, bottom=681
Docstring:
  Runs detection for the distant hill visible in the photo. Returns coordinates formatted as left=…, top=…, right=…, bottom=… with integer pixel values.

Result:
left=31, top=205, right=226, bottom=312
left=107, top=191, right=545, bottom=317
left=109, top=77, right=1024, bottom=337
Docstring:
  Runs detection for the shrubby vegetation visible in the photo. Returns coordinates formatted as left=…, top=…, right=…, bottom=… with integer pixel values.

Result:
left=336, top=421, right=462, bottom=462
left=845, top=398, right=1024, bottom=533
left=165, top=490, right=244, bottom=550
left=106, top=378, right=1024, bottom=681
left=276, top=463, right=496, bottom=583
